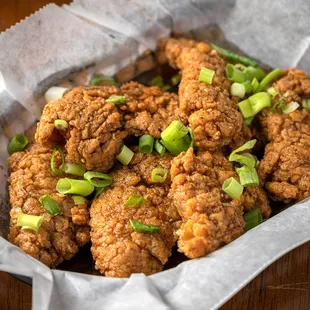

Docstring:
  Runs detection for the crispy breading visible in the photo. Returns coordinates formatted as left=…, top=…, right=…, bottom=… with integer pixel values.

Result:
left=90, top=153, right=180, bottom=277
left=7, top=144, right=90, bottom=268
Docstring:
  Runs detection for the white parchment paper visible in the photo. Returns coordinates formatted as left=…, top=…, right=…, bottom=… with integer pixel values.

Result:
left=0, top=1, right=309, bottom=309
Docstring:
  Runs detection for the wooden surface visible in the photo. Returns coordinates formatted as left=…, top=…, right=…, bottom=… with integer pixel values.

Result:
left=0, top=1, right=309, bottom=310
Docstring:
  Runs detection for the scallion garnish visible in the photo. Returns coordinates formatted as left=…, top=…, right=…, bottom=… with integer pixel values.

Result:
left=226, top=64, right=245, bottom=83
left=161, top=120, right=188, bottom=141
left=242, top=81, right=253, bottom=94
left=124, top=195, right=147, bottom=207
left=243, top=117, right=254, bottom=125
left=238, top=92, right=271, bottom=118
left=64, top=163, right=86, bottom=177
left=154, top=140, right=166, bottom=155
left=235, top=165, right=259, bottom=186
left=39, top=194, right=63, bottom=216
left=282, top=101, right=299, bottom=114
left=44, top=87, right=68, bottom=103
left=244, top=209, right=263, bottom=232
left=106, top=95, right=126, bottom=105
left=7, top=134, right=28, bottom=155
left=210, top=43, right=258, bottom=67
left=84, top=171, right=112, bottom=188
left=56, top=178, right=94, bottom=196
left=302, top=99, right=310, bottom=111
left=251, top=78, right=259, bottom=93
left=244, top=66, right=265, bottom=82
left=267, top=87, right=278, bottom=98
left=129, top=219, right=160, bottom=233
left=229, top=139, right=257, bottom=160
left=151, top=75, right=164, bottom=87
left=230, top=82, right=246, bottom=98
left=160, top=136, right=191, bottom=156
left=54, top=119, right=68, bottom=131
left=90, top=75, right=118, bottom=86
left=116, top=145, right=134, bottom=165
left=51, top=146, right=65, bottom=176
left=222, top=177, right=243, bottom=199
left=199, top=67, right=215, bottom=85
left=71, top=195, right=87, bottom=205
left=171, top=74, right=181, bottom=86
left=255, top=68, right=282, bottom=92
left=94, top=187, right=104, bottom=198
left=17, top=213, right=43, bottom=232
left=271, top=99, right=287, bottom=112
left=188, top=127, right=194, bottom=147
left=138, top=135, right=154, bottom=154
left=151, top=168, right=168, bottom=183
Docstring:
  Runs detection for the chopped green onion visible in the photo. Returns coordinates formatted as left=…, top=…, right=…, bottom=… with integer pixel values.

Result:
left=71, top=195, right=87, bottom=205
left=255, top=68, right=282, bottom=92
left=251, top=78, right=259, bottom=93
left=244, top=66, right=266, bottom=82
left=84, top=171, right=112, bottom=188
left=44, top=87, right=68, bottom=103
left=51, top=146, right=65, bottom=176
left=64, top=163, right=86, bottom=177
left=129, top=219, right=160, bottom=233
left=234, top=64, right=247, bottom=71
left=199, top=67, right=215, bottom=85
left=160, top=136, right=191, bottom=156
left=7, top=134, right=28, bottom=155
left=238, top=92, right=271, bottom=118
left=154, top=140, right=166, bottom=155
left=139, top=135, right=154, bottom=153
left=171, top=74, right=181, bottom=86
left=116, top=145, right=134, bottom=165
left=94, top=187, right=104, bottom=198
left=161, top=120, right=188, bottom=141
left=226, top=64, right=245, bottom=83
left=243, top=117, right=254, bottom=125
left=235, top=166, right=259, bottom=186
left=162, top=85, right=171, bottom=91
left=106, top=95, right=126, bottom=104
left=124, top=195, right=147, bottom=207
left=230, top=82, right=246, bottom=98
left=229, top=140, right=257, bottom=168
left=210, top=43, right=258, bottom=67
left=267, top=87, right=278, bottom=98
left=151, top=168, right=168, bottom=183
left=244, top=209, right=263, bottom=232
left=271, top=99, right=287, bottom=112
left=222, top=177, right=243, bottom=199
left=302, top=99, right=310, bottom=111
left=242, top=81, right=253, bottom=94
left=151, top=76, right=164, bottom=88
left=17, top=213, right=43, bottom=232
left=39, top=194, right=63, bottom=216
left=56, top=178, right=94, bottom=196
left=54, top=119, right=68, bottom=131
left=90, top=75, right=118, bottom=86
left=188, top=127, right=194, bottom=147
left=282, top=101, right=299, bottom=114
left=230, top=139, right=257, bottom=156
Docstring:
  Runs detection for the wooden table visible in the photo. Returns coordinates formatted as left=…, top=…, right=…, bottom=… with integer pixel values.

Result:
left=0, top=1, right=309, bottom=309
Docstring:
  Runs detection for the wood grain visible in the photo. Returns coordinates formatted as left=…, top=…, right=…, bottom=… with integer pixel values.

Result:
left=0, top=1, right=309, bottom=310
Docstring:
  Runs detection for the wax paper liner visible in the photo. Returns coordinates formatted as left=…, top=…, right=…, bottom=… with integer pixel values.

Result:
left=0, top=1, right=309, bottom=309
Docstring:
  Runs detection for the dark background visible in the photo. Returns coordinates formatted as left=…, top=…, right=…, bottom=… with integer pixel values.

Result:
left=0, top=1, right=309, bottom=309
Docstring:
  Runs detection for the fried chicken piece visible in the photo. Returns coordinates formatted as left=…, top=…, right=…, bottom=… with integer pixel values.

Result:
left=162, top=38, right=243, bottom=150
left=90, top=152, right=180, bottom=277
left=258, top=69, right=310, bottom=202
left=7, top=144, right=90, bottom=268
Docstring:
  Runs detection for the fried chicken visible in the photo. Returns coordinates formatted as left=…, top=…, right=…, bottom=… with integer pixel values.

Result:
left=162, top=38, right=243, bottom=150
left=90, top=152, right=180, bottom=277
left=36, top=83, right=185, bottom=172
left=258, top=69, right=310, bottom=202
left=7, top=143, right=90, bottom=268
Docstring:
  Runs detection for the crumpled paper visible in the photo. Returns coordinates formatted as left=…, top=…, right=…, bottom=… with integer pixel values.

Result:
left=0, top=1, right=309, bottom=309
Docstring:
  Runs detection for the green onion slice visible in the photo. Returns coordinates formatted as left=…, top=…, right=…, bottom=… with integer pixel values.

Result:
left=154, top=140, right=166, bottom=155
left=230, top=139, right=257, bottom=156
left=56, top=178, right=94, bottom=196
left=124, top=195, right=147, bottom=207
left=251, top=78, right=259, bottom=93
left=256, top=68, right=282, bottom=92
left=171, top=74, right=181, bottom=86
left=39, top=194, right=63, bottom=215
left=242, top=81, right=253, bottom=94
left=267, top=87, right=279, bottom=98
left=90, top=75, right=118, bottom=86
left=230, top=82, right=246, bottom=98
left=271, top=99, right=287, bottom=112
left=229, top=139, right=257, bottom=167
left=188, top=127, right=194, bottom=147
left=84, top=171, right=112, bottom=188
left=238, top=92, right=271, bottom=118
left=151, top=76, right=164, bottom=88
left=151, top=168, right=168, bottom=183
left=106, top=95, right=126, bottom=104
left=17, top=213, right=43, bottom=232
left=235, top=165, right=259, bottom=187
left=222, top=177, right=243, bottom=199
left=54, top=119, right=68, bottom=131
left=51, top=146, right=65, bottom=176
left=139, top=134, right=154, bottom=154
left=71, top=195, right=87, bottom=205
left=226, top=64, right=245, bottom=83
left=243, top=117, right=254, bottom=125
left=199, top=67, right=215, bottom=85
left=94, top=187, right=104, bottom=198
left=282, top=101, right=299, bottom=114
left=129, top=219, right=160, bottom=233
left=7, top=134, right=28, bottom=155
left=44, top=86, right=68, bottom=103
left=116, top=145, right=134, bottom=165
left=244, top=209, right=263, bottom=232
left=161, top=120, right=188, bottom=141
left=160, top=136, right=190, bottom=156
left=162, top=85, right=171, bottom=91
left=210, top=43, right=258, bottom=67
left=302, top=99, right=310, bottom=111
left=244, top=66, right=266, bottom=82
left=64, top=163, right=86, bottom=177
